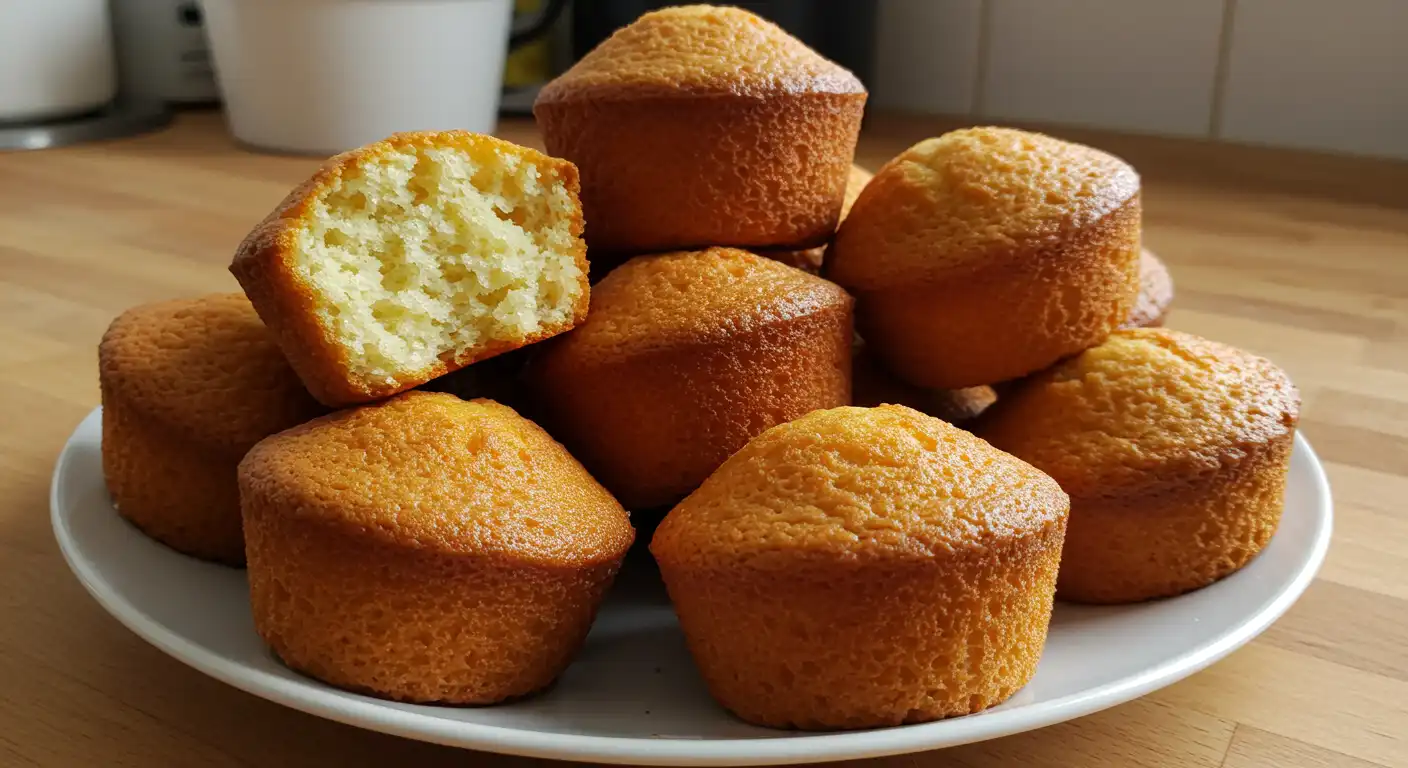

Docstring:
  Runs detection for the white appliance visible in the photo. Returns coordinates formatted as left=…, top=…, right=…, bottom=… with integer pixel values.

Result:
left=0, top=0, right=118, bottom=122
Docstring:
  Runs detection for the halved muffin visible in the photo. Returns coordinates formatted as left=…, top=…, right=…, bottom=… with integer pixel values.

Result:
left=232, top=131, right=588, bottom=407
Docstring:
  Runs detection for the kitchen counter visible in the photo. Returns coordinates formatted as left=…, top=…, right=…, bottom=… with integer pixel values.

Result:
left=1, top=112, right=1406, bottom=767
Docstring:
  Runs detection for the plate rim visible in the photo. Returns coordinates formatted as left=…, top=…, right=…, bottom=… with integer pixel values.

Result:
left=51, top=407, right=1334, bottom=766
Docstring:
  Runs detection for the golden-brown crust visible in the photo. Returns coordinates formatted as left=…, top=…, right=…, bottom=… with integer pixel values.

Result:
left=829, top=128, right=1140, bottom=289
left=240, top=392, right=633, bottom=564
left=536, top=6, right=866, bottom=103
left=239, top=391, right=633, bottom=703
left=534, top=7, right=865, bottom=253
left=596, top=160, right=868, bottom=280
left=527, top=249, right=854, bottom=509
left=1121, top=248, right=1175, bottom=329
left=553, top=247, right=853, bottom=357
left=245, top=493, right=624, bottom=704
left=851, top=197, right=1141, bottom=389
left=979, top=329, right=1299, bottom=495
left=98, top=294, right=326, bottom=565
left=765, top=164, right=874, bottom=274
left=98, top=294, right=325, bottom=448
left=230, top=131, right=589, bottom=407
left=851, top=339, right=996, bottom=426
left=661, top=531, right=1063, bottom=728
left=537, top=93, right=864, bottom=253
left=1053, top=430, right=1292, bottom=603
left=651, top=405, right=1068, bottom=728
left=101, top=390, right=247, bottom=565
left=652, top=405, right=1067, bottom=563
left=980, top=329, right=1300, bottom=603
left=536, top=310, right=852, bottom=511
left=827, top=128, right=1141, bottom=389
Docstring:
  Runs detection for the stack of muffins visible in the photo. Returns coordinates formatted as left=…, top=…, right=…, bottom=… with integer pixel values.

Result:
left=97, top=4, right=1299, bottom=730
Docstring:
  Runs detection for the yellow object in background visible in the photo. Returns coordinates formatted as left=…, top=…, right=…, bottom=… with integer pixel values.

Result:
left=504, top=0, right=552, bottom=88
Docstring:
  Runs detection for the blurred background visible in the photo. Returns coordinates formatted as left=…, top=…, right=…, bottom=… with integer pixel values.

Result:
left=3, top=0, right=1405, bottom=159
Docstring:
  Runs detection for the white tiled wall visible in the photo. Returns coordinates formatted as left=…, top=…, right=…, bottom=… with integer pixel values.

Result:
left=1219, top=0, right=1408, bottom=159
left=871, top=0, right=1408, bottom=160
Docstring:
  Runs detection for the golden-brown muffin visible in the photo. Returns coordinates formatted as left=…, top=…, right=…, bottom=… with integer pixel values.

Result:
left=528, top=248, right=853, bottom=510
left=767, top=164, right=875, bottom=274
left=231, top=131, right=589, bottom=407
left=827, top=127, right=1142, bottom=389
left=239, top=391, right=634, bottom=704
left=534, top=5, right=867, bottom=253
left=851, top=338, right=997, bottom=426
left=651, top=405, right=1068, bottom=729
left=99, top=293, right=326, bottom=565
left=980, top=328, right=1299, bottom=604
left=1121, top=248, right=1175, bottom=328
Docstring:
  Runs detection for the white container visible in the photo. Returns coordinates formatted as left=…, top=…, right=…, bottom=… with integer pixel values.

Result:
left=201, top=0, right=514, bottom=155
left=0, top=0, right=118, bottom=122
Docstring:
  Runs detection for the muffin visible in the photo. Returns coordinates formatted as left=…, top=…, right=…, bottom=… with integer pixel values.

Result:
left=1122, top=248, right=1175, bottom=328
left=767, top=164, right=875, bottom=274
left=231, top=130, right=589, bottom=407
left=981, top=328, right=1299, bottom=604
left=528, top=248, right=853, bottom=510
left=827, top=127, right=1142, bottom=389
left=651, top=405, right=1069, bottom=729
left=239, top=392, right=634, bottom=704
left=99, top=293, right=325, bottom=565
left=534, top=5, right=867, bottom=253
left=852, top=339, right=996, bottom=426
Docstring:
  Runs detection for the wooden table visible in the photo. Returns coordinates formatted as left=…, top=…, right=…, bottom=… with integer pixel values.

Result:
left=1, top=112, right=1405, bottom=768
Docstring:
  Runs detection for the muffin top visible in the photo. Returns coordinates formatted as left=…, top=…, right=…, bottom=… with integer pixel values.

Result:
left=535, top=5, right=864, bottom=104
left=99, top=293, right=325, bottom=453
left=829, top=127, right=1139, bottom=291
left=980, top=329, right=1300, bottom=498
left=239, top=392, right=633, bottom=565
left=651, top=405, right=1067, bottom=568
left=1122, top=249, right=1175, bottom=329
left=549, top=248, right=852, bottom=363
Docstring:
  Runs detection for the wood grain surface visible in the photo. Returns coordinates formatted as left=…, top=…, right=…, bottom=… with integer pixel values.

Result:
left=1, top=112, right=1405, bottom=768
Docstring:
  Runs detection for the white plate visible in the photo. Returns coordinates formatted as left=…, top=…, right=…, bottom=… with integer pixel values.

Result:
left=52, top=408, right=1332, bottom=766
